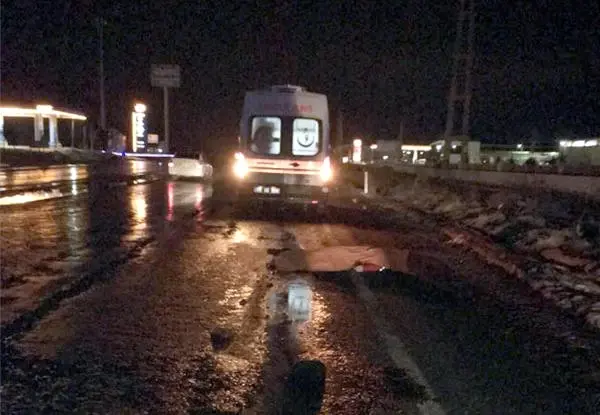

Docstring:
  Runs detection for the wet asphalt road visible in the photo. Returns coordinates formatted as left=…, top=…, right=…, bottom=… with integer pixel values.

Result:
left=0, top=159, right=162, bottom=192
left=1, top=179, right=599, bottom=414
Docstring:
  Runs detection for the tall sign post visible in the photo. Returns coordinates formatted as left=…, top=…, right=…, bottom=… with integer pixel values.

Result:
left=151, top=65, right=180, bottom=153
left=131, top=103, right=148, bottom=152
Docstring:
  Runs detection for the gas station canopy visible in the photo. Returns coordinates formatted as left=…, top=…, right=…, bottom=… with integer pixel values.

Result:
left=0, top=105, right=87, bottom=147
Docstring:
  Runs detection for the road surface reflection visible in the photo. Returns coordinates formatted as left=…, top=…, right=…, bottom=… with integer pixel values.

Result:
left=0, top=159, right=163, bottom=190
left=0, top=165, right=88, bottom=188
left=0, top=180, right=212, bottom=326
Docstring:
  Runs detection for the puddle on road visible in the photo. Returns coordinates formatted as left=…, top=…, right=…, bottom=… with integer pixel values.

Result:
left=287, top=278, right=313, bottom=323
left=230, top=228, right=249, bottom=244
left=254, top=274, right=327, bottom=414
left=259, top=270, right=415, bottom=414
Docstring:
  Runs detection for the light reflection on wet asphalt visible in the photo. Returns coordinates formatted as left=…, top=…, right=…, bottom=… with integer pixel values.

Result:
left=0, top=159, right=158, bottom=190
left=1, top=179, right=599, bottom=414
left=0, top=164, right=89, bottom=188
left=0, top=179, right=202, bottom=325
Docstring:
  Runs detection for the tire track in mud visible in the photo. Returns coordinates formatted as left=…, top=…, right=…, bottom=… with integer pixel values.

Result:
left=0, top=182, right=212, bottom=344
left=0, top=235, right=157, bottom=342
left=250, top=273, right=328, bottom=414
left=242, top=225, right=329, bottom=414
left=0, top=234, right=162, bottom=414
left=2, top=204, right=257, bottom=414
left=257, top=222, right=438, bottom=414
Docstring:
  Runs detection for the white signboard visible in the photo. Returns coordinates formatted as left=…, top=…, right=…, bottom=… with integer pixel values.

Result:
left=147, top=134, right=159, bottom=144
left=151, top=64, right=181, bottom=88
left=292, top=118, right=319, bottom=156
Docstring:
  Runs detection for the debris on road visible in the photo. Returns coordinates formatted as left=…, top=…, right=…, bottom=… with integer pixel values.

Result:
left=210, top=327, right=235, bottom=351
left=281, top=360, right=326, bottom=414
left=270, top=246, right=410, bottom=274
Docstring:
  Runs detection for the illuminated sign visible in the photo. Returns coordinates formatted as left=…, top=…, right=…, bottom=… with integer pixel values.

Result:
left=131, top=103, right=148, bottom=152
left=352, top=138, right=362, bottom=163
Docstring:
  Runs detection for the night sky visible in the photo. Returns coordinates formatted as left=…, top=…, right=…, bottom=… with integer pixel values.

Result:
left=2, top=0, right=599, bottom=157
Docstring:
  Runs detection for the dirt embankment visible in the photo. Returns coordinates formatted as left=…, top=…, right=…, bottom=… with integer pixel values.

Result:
left=343, top=165, right=600, bottom=330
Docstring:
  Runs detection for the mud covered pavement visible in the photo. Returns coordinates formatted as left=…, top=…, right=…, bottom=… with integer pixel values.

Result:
left=1, top=180, right=599, bottom=414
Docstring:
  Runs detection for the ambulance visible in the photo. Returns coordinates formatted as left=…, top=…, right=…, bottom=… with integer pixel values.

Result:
left=232, top=85, right=333, bottom=206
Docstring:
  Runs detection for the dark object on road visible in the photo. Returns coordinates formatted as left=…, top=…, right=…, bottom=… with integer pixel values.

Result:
left=383, top=366, right=429, bottom=402
left=267, top=248, right=291, bottom=255
left=281, top=360, right=326, bottom=415
left=189, top=409, right=238, bottom=415
left=209, top=327, right=234, bottom=351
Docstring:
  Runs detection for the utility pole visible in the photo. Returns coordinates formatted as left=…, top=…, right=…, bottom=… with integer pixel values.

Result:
left=0, top=5, right=5, bottom=146
left=397, top=119, right=405, bottom=162
left=397, top=119, right=405, bottom=144
left=443, top=0, right=475, bottom=166
left=98, top=17, right=106, bottom=130
left=70, top=119, right=75, bottom=148
left=336, top=107, right=343, bottom=148
left=163, top=86, right=169, bottom=153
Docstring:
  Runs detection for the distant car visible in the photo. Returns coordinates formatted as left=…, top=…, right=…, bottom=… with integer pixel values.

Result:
left=169, top=153, right=213, bottom=181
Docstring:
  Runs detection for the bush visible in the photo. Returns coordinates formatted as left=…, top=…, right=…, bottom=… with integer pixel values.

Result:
left=525, top=157, right=538, bottom=166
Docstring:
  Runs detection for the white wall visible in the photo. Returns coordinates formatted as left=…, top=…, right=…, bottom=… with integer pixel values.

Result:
left=387, top=165, right=600, bottom=201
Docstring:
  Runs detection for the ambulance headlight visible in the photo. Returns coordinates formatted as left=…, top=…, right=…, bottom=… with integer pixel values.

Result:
left=320, top=156, right=333, bottom=182
left=233, top=152, right=248, bottom=179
